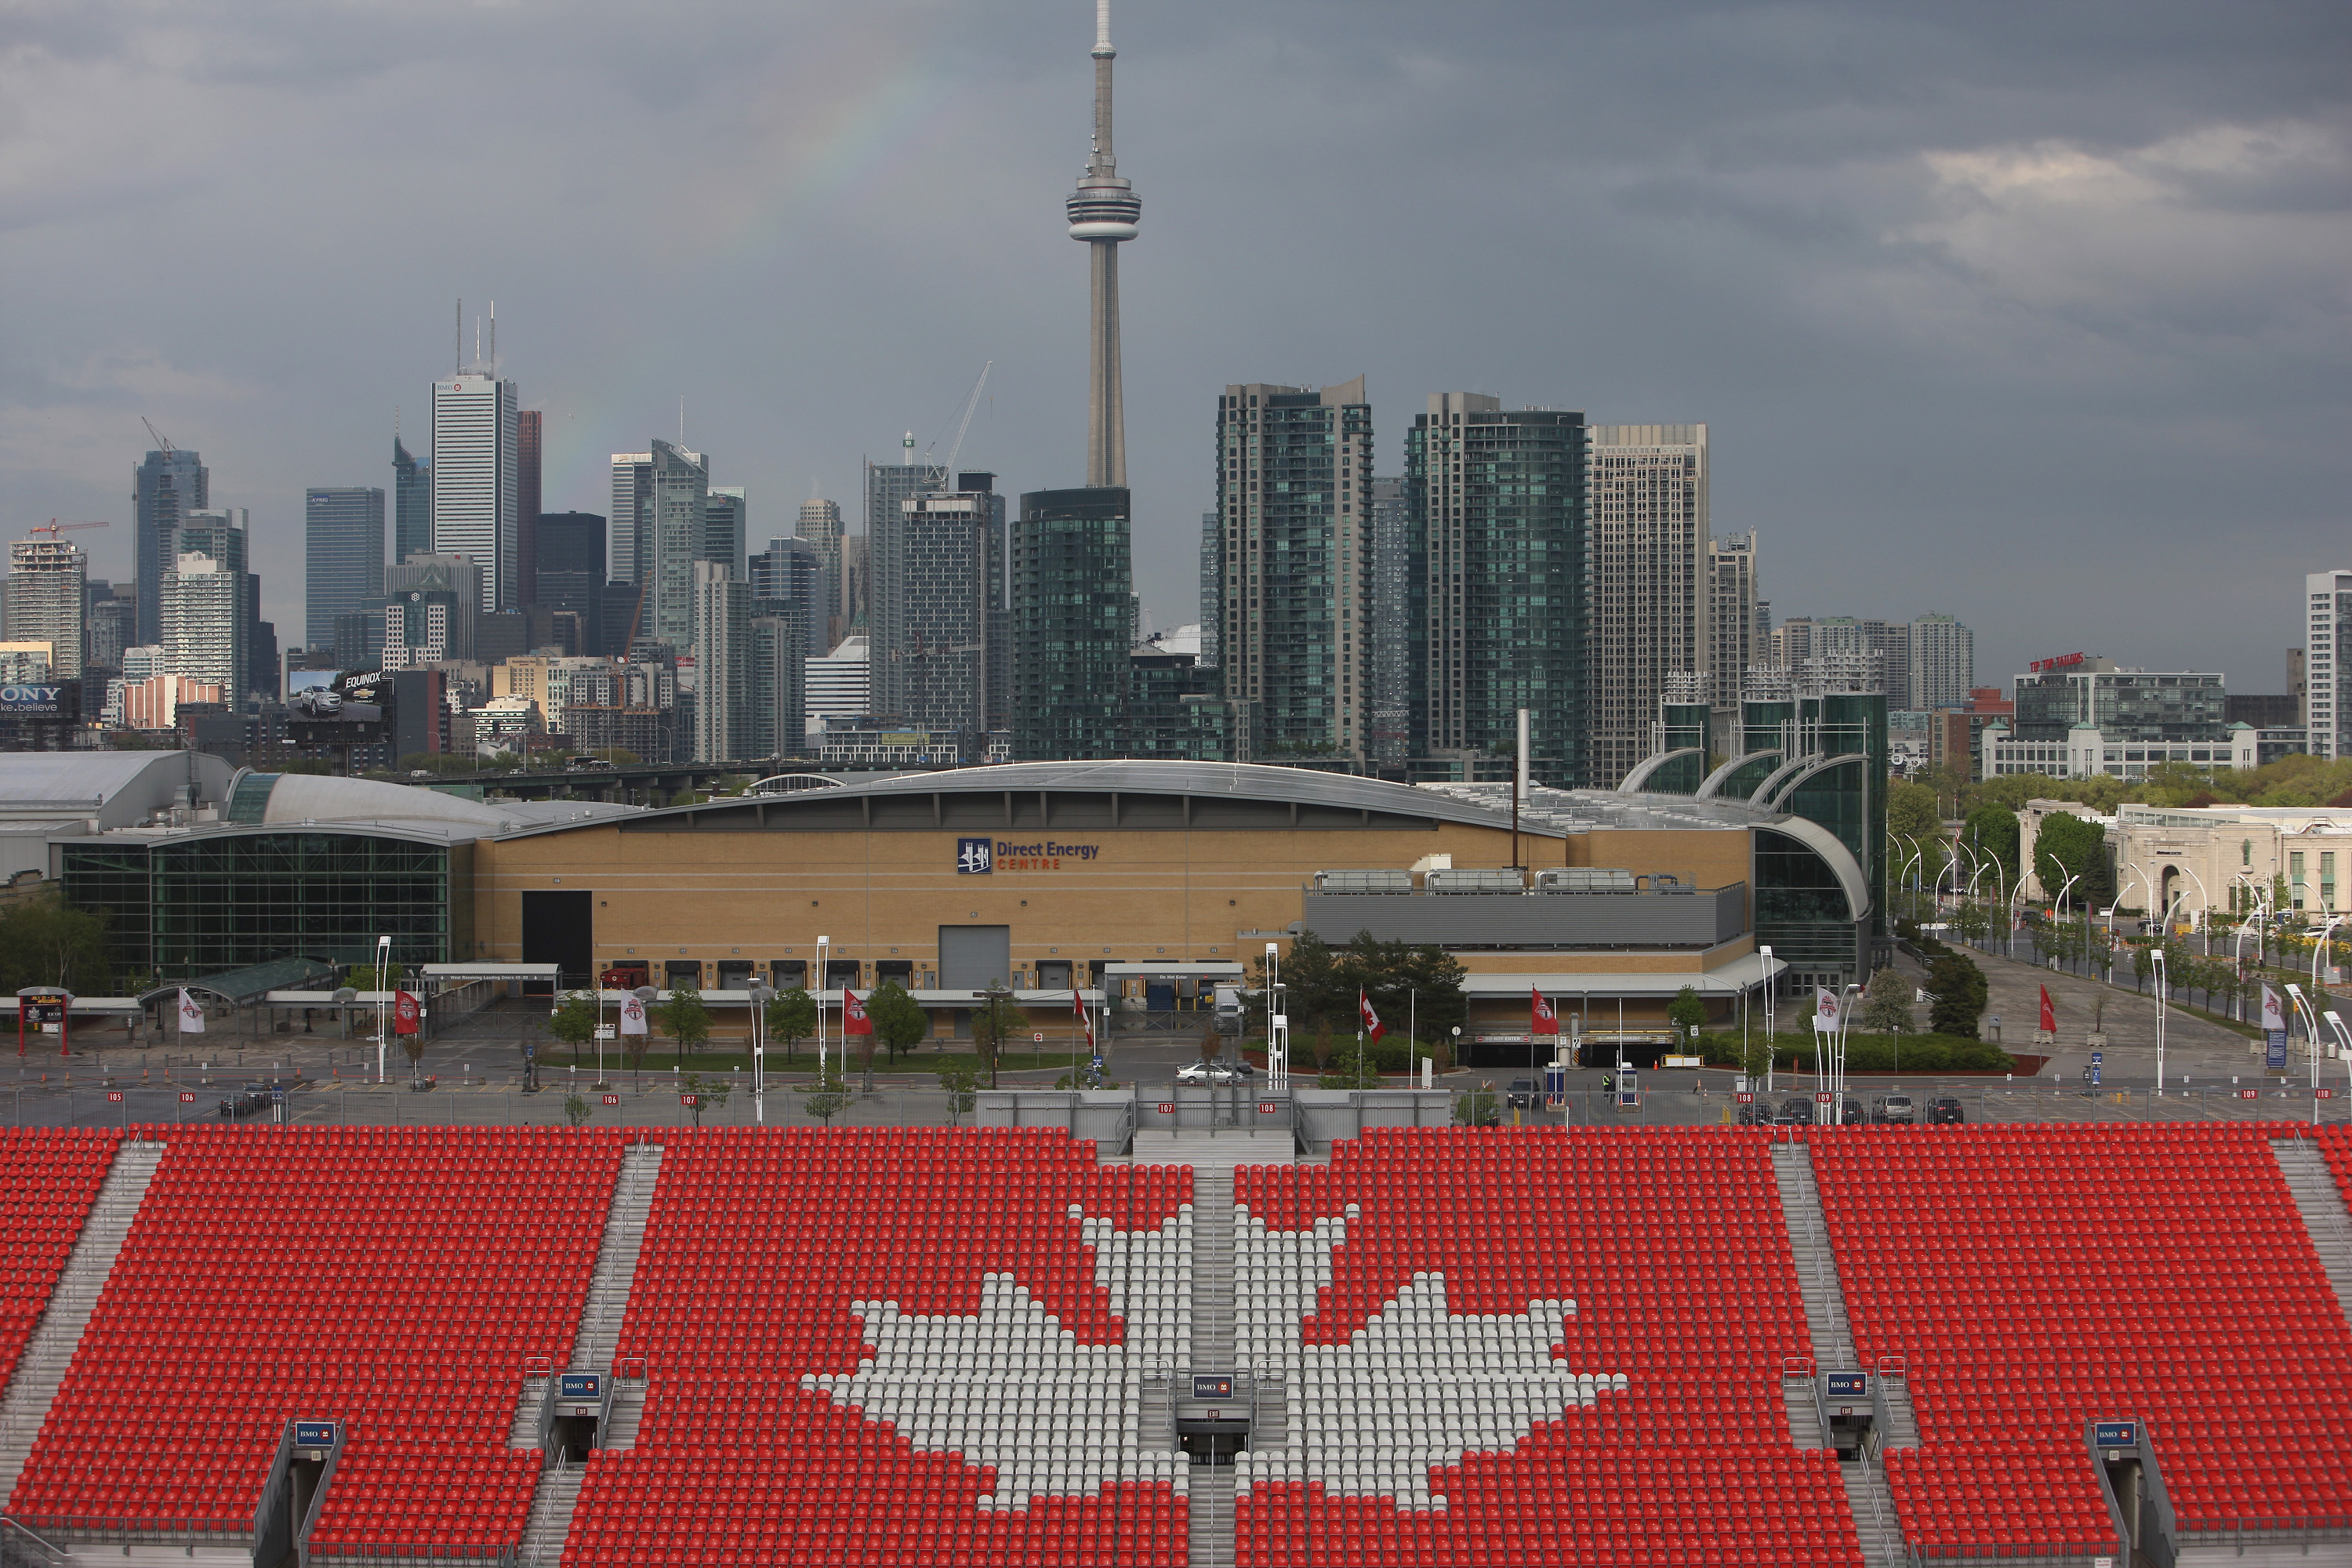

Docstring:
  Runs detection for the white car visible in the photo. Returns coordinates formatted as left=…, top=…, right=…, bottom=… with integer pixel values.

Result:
left=1177, top=1059, right=1257, bottom=1087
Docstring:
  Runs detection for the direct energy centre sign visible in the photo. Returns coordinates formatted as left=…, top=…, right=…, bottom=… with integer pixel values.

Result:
left=956, top=838, right=1102, bottom=873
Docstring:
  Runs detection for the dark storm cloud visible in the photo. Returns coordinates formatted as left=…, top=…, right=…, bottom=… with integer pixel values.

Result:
left=2, top=0, right=2344, bottom=688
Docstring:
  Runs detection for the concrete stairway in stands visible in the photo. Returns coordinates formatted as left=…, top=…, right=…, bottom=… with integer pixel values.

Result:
left=1187, top=1467, right=1235, bottom=1568
left=1841, top=1460, right=1907, bottom=1568
left=509, top=1144, right=664, bottom=1447
left=2270, top=1139, right=2352, bottom=1315
left=1769, top=1144, right=1858, bottom=1370
left=0, top=1140, right=165, bottom=1508
left=1188, top=1166, right=1237, bottom=1567
left=517, top=1461, right=585, bottom=1567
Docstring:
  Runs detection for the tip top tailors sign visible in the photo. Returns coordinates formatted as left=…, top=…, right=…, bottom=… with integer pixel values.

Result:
left=956, top=838, right=1101, bottom=873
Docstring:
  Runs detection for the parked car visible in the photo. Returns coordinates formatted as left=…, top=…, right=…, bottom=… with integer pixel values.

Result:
left=1506, top=1079, right=1537, bottom=1110
left=1839, top=1098, right=1866, bottom=1127
left=1176, top=1059, right=1257, bottom=1087
left=1736, top=1099, right=1772, bottom=1127
left=1777, top=1097, right=1817, bottom=1126
left=1872, top=1094, right=1917, bottom=1126
left=1928, top=1096, right=1967, bottom=1125
left=218, top=1083, right=277, bottom=1120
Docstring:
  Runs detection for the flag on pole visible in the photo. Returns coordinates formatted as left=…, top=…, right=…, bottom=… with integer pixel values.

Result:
left=619, top=993, right=648, bottom=1036
left=1358, top=988, right=1385, bottom=1041
left=1531, top=987, right=1559, bottom=1036
left=843, top=986, right=873, bottom=1037
left=2038, top=985, right=2056, bottom=1034
left=176, top=988, right=205, bottom=1035
left=393, top=989, right=421, bottom=1036
left=1813, top=986, right=1844, bottom=1032
left=1073, top=985, right=1094, bottom=1052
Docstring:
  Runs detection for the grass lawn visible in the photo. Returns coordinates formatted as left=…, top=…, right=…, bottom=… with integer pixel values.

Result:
left=550, top=1045, right=1094, bottom=1079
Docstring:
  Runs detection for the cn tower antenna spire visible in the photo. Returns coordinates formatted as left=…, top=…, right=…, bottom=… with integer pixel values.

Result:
left=1068, top=0, right=1139, bottom=488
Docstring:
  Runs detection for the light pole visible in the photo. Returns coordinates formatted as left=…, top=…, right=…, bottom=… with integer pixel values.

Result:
left=1836, top=982, right=1864, bottom=1111
left=2325, top=1011, right=2352, bottom=1114
left=1265, top=942, right=1282, bottom=1087
left=748, top=981, right=775, bottom=1125
left=2172, top=866, right=2210, bottom=954
left=2151, top=947, right=2168, bottom=1098
left=1759, top=946, right=1776, bottom=1094
left=2287, top=983, right=2322, bottom=1124
left=374, top=935, right=392, bottom=1083
left=816, top=935, right=830, bottom=1083
left=2310, top=915, right=2343, bottom=997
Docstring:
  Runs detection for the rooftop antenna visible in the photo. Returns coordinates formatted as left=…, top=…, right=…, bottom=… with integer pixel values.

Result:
left=488, top=300, right=496, bottom=378
left=455, top=299, right=463, bottom=375
left=680, top=395, right=686, bottom=446
left=473, top=314, right=481, bottom=373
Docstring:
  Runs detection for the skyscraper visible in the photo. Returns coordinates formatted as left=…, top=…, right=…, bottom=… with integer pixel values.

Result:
left=1214, top=379, right=1374, bottom=758
left=162, top=510, right=248, bottom=695
left=303, top=487, right=386, bottom=649
left=706, top=488, right=748, bottom=583
left=872, top=478, right=1001, bottom=747
left=2307, top=572, right=2352, bottom=760
left=1069, top=0, right=1141, bottom=488
left=690, top=560, right=751, bottom=762
left=1196, top=511, right=1220, bottom=670
left=748, top=614, right=805, bottom=760
left=1367, top=476, right=1411, bottom=771
left=430, top=372, right=521, bottom=612
left=4, top=539, right=87, bottom=679
left=1907, top=613, right=1975, bottom=710
left=1013, top=489, right=1131, bottom=760
left=1585, top=423, right=1708, bottom=789
left=1708, top=530, right=1761, bottom=711
left=795, top=495, right=845, bottom=645
left=1407, top=395, right=1588, bottom=779
left=534, top=512, right=608, bottom=655
left=608, top=441, right=710, bottom=653
left=132, top=444, right=208, bottom=647
left=1015, top=2, right=1139, bottom=760
left=516, top=408, right=543, bottom=607
left=393, top=435, right=432, bottom=565
left=750, top=537, right=829, bottom=658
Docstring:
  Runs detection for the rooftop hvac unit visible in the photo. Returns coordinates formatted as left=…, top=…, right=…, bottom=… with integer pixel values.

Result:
left=1422, top=869, right=1527, bottom=895
left=1536, top=868, right=1637, bottom=894
left=1313, top=869, right=1414, bottom=893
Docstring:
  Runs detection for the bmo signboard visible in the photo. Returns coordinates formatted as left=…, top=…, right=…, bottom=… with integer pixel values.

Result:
left=0, top=684, right=74, bottom=718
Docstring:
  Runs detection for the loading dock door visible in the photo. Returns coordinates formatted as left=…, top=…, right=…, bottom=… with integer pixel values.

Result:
left=939, top=926, right=1011, bottom=991
left=521, top=891, right=593, bottom=993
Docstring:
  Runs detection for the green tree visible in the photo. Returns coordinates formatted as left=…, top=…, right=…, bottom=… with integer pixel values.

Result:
left=766, top=986, right=817, bottom=1064
left=0, top=891, right=114, bottom=996
left=1926, top=952, right=1990, bottom=1037
left=865, top=979, right=929, bottom=1079
left=1452, top=1082, right=1500, bottom=1127
left=938, top=1062, right=980, bottom=1126
left=1885, top=781, right=1944, bottom=887
left=1317, top=1032, right=1385, bottom=1089
left=1856, top=967, right=1914, bottom=1035
left=1666, top=985, right=1707, bottom=1038
left=799, top=1064, right=851, bottom=1126
left=969, top=985, right=1025, bottom=1090
left=564, top=1091, right=594, bottom=1127
left=2034, top=811, right=2110, bottom=912
left=1958, top=804, right=2020, bottom=896
left=681, top=1071, right=731, bottom=1127
left=547, top=989, right=601, bottom=1067
left=657, top=982, right=713, bottom=1065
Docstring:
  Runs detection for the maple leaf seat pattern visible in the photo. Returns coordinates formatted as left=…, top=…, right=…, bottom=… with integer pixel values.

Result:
left=1230, top=1127, right=1862, bottom=1567
left=562, top=1127, right=1195, bottom=1567
left=1813, top=1123, right=2352, bottom=1558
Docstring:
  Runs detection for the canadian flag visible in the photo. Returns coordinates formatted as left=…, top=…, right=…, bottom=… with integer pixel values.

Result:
left=176, top=987, right=205, bottom=1035
left=618, top=993, right=648, bottom=1036
left=393, top=989, right=421, bottom=1036
left=1531, top=987, right=1559, bottom=1036
left=2038, top=984, right=2056, bottom=1034
left=1359, top=988, right=1385, bottom=1041
left=1073, top=985, right=1094, bottom=1052
left=843, top=987, right=873, bottom=1037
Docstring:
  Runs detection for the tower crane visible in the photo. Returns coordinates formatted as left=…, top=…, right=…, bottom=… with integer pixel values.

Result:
left=27, top=521, right=109, bottom=541
left=141, top=418, right=176, bottom=454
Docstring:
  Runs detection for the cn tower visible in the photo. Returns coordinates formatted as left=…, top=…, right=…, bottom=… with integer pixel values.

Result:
left=1067, top=0, right=1141, bottom=488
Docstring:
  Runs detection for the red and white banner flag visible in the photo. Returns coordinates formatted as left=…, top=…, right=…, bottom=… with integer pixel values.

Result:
left=2038, top=985, right=2056, bottom=1034
left=1358, top=989, right=1385, bottom=1041
left=176, top=988, right=205, bottom=1035
left=843, top=987, right=873, bottom=1037
left=618, top=993, right=648, bottom=1036
left=1074, top=986, right=1094, bottom=1052
left=1814, top=986, right=1844, bottom=1031
left=393, top=989, right=421, bottom=1036
left=1531, top=988, right=1559, bottom=1036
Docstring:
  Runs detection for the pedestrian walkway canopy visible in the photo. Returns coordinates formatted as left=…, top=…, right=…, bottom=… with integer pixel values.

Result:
left=419, top=964, right=561, bottom=982
left=141, top=956, right=340, bottom=1009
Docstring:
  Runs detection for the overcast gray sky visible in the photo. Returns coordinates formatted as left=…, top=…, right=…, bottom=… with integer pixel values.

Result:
left=5, top=0, right=2346, bottom=691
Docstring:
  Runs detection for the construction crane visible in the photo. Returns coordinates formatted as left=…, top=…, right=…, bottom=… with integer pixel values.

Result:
left=28, top=520, right=109, bottom=540
left=942, top=360, right=993, bottom=476
left=141, top=418, right=176, bottom=454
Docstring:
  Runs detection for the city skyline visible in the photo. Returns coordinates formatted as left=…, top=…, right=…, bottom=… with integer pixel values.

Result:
left=2, top=2, right=2343, bottom=690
